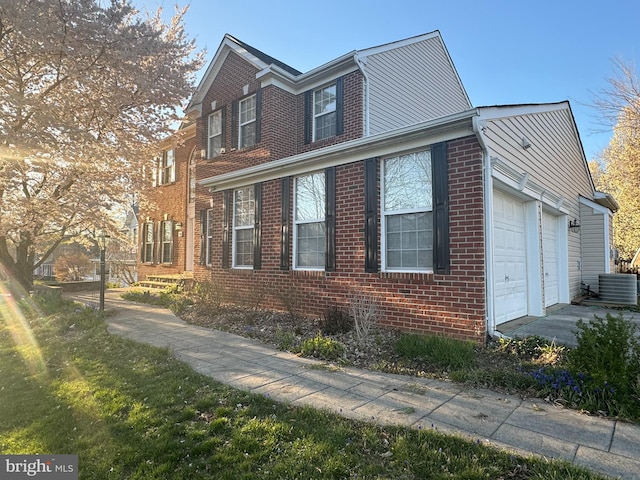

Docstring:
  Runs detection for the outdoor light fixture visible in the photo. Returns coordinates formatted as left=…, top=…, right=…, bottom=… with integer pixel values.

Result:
left=568, top=218, right=581, bottom=233
left=521, top=137, right=532, bottom=150
left=98, top=231, right=111, bottom=311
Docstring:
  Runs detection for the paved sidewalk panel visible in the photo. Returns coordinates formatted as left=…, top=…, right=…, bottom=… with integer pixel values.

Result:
left=67, top=291, right=640, bottom=480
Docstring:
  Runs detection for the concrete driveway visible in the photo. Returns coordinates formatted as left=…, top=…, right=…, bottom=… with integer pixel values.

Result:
left=497, top=303, right=640, bottom=347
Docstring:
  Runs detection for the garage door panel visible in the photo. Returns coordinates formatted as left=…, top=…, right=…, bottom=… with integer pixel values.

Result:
left=493, top=190, right=528, bottom=324
left=543, top=212, right=559, bottom=307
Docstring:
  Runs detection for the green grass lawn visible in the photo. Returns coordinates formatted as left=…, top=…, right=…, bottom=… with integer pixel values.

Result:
left=0, top=298, right=606, bottom=479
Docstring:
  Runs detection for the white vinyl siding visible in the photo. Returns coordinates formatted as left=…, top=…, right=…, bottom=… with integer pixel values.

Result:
left=365, top=35, right=471, bottom=135
left=481, top=104, right=596, bottom=300
left=580, top=202, right=608, bottom=292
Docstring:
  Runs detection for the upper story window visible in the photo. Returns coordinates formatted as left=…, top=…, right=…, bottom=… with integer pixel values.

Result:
left=239, top=94, right=256, bottom=148
left=156, top=149, right=175, bottom=186
left=304, top=77, right=343, bottom=145
left=208, top=110, right=223, bottom=158
left=382, top=150, right=433, bottom=272
left=294, top=172, right=326, bottom=269
left=313, top=83, right=337, bottom=141
left=233, top=186, right=255, bottom=268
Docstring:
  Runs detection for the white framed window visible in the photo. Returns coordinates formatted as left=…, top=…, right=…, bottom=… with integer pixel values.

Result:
left=294, top=172, right=325, bottom=269
left=156, top=150, right=176, bottom=185
left=313, top=83, right=336, bottom=141
left=142, top=221, right=154, bottom=263
left=382, top=150, right=433, bottom=272
left=239, top=94, right=256, bottom=148
left=207, top=110, right=222, bottom=158
left=233, top=186, right=255, bottom=268
left=160, top=220, right=174, bottom=264
left=205, top=209, right=213, bottom=266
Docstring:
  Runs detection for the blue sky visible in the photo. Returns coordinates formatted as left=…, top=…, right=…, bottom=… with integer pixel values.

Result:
left=138, top=0, right=640, bottom=161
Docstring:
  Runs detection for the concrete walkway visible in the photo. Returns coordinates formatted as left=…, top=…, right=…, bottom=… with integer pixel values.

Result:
left=70, top=291, right=640, bottom=480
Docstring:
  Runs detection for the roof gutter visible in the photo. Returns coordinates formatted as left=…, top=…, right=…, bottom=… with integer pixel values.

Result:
left=471, top=113, right=497, bottom=339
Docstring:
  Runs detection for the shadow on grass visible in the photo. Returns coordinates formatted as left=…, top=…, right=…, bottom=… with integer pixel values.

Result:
left=0, top=300, right=606, bottom=479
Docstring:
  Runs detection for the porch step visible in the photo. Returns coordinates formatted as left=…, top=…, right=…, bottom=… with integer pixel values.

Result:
left=137, top=274, right=194, bottom=291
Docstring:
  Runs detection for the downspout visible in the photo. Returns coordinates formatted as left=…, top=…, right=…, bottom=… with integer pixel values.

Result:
left=472, top=113, right=498, bottom=339
left=354, top=52, right=370, bottom=137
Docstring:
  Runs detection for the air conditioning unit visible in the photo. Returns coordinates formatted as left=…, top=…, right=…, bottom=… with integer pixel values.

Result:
left=598, top=274, right=638, bottom=305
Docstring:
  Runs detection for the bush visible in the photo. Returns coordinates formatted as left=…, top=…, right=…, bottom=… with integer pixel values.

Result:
left=395, top=334, right=476, bottom=371
left=300, top=333, right=346, bottom=361
left=529, top=313, right=640, bottom=419
left=568, top=314, right=640, bottom=399
left=349, top=292, right=379, bottom=346
left=321, top=305, right=353, bottom=335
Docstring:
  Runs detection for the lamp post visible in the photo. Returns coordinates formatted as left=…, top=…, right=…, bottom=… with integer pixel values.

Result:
left=98, top=232, right=110, bottom=311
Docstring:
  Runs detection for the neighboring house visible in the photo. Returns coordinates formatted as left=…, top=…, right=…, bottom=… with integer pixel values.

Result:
left=139, top=31, right=617, bottom=342
left=138, top=123, right=197, bottom=281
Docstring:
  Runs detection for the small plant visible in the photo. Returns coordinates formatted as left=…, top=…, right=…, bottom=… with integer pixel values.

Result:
left=300, top=333, right=346, bottom=361
left=275, top=327, right=298, bottom=352
left=192, top=279, right=227, bottom=312
left=321, top=305, right=353, bottom=335
left=349, top=291, right=379, bottom=346
left=395, top=333, right=476, bottom=371
left=498, top=336, right=564, bottom=365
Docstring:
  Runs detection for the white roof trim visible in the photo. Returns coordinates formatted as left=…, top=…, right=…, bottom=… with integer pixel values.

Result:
left=186, top=37, right=271, bottom=114
left=580, top=195, right=613, bottom=215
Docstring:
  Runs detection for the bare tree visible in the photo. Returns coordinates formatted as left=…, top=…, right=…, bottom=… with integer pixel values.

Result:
left=0, top=0, right=204, bottom=293
left=591, top=59, right=640, bottom=259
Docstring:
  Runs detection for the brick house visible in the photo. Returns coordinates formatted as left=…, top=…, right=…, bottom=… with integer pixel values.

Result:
left=138, top=123, right=197, bottom=283
left=139, top=31, right=617, bottom=342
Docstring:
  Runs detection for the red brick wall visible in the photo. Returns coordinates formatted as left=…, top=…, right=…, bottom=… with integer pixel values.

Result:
left=138, top=136, right=195, bottom=280
left=195, top=135, right=486, bottom=342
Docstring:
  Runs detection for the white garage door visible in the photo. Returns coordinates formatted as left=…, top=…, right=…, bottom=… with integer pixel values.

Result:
left=542, top=212, right=559, bottom=307
left=493, top=190, right=528, bottom=324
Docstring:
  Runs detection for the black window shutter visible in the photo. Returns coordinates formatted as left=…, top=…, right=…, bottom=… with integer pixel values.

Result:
left=231, top=100, right=238, bottom=149
left=303, top=90, right=312, bottom=144
left=280, top=177, right=291, bottom=270
left=202, top=116, right=208, bottom=156
left=335, top=76, right=344, bottom=136
left=364, top=158, right=378, bottom=273
left=432, top=141, right=450, bottom=274
left=253, top=183, right=262, bottom=270
left=325, top=166, right=336, bottom=272
left=140, top=223, right=147, bottom=263
left=222, top=191, right=231, bottom=268
left=255, top=89, right=262, bottom=144
left=221, top=106, right=227, bottom=150
left=199, top=210, right=206, bottom=265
